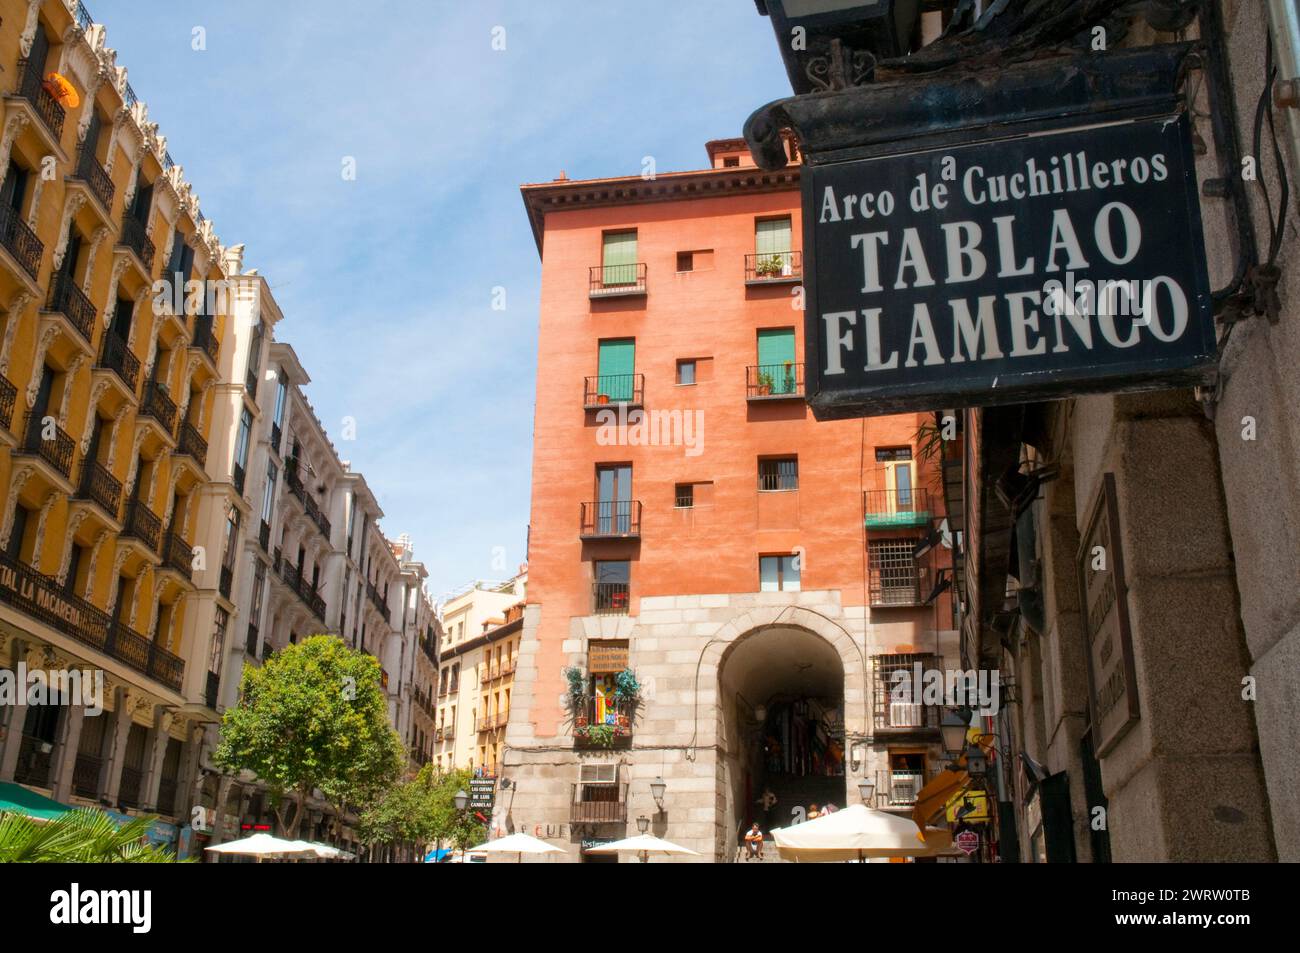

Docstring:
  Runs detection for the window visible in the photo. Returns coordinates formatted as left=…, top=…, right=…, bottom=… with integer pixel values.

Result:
left=234, top=408, right=252, bottom=492
left=876, top=447, right=915, bottom=507
left=676, top=251, right=694, bottom=272
left=674, top=483, right=694, bottom=508
left=601, top=230, right=638, bottom=286
left=676, top=360, right=696, bottom=385
left=272, top=375, right=287, bottom=452
left=756, top=216, right=793, bottom=255
left=872, top=653, right=939, bottom=731
left=887, top=752, right=927, bottom=805
left=723, top=156, right=741, bottom=167
left=6, top=505, right=30, bottom=562
left=593, top=560, right=630, bottom=614
left=261, top=462, right=277, bottom=525
left=868, top=539, right=922, bottom=606
left=595, top=465, right=633, bottom=534
left=246, top=320, right=265, bottom=394
left=249, top=560, right=267, bottom=631
left=756, top=328, right=798, bottom=395
left=596, top=339, right=636, bottom=402
left=758, top=456, right=798, bottom=491
left=221, top=509, right=240, bottom=570
left=209, top=607, right=228, bottom=676
left=760, top=554, right=801, bottom=592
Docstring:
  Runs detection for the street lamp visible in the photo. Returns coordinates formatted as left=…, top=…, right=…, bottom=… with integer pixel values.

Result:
left=857, top=777, right=875, bottom=805
left=453, top=789, right=469, bottom=812
left=965, top=743, right=989, bottom=780
left=636, top=815, right=650, bottom=834
left=940, top=707, right=971, bottom=761
left=650, top=776, right=667, bottom=808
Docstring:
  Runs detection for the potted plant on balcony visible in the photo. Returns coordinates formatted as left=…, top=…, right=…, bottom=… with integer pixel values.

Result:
left=756, top=254, right=785, bottom=278
left=756, top=371, right=774, bottom=396
left=564, top=666, right=588, bottom=728
left=596, top=393, right=610, bottom=405
left=782, top=360, right=795, bottom=394
left=613, top=668, right=640, bottom=730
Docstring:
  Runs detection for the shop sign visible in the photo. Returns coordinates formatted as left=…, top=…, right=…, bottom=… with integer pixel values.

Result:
left=802, top=113, right=1214, bottom=417
left=468, top=778, right=496, bottom=812
left=954, top=830, right=981, bottom=855
left=1078, top=473, right=1140, bottom=756
left=588, top=640, right=629, bottom=674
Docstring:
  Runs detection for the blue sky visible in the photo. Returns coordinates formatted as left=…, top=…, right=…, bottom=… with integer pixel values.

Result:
left=100, top=1, right=791, bottom=599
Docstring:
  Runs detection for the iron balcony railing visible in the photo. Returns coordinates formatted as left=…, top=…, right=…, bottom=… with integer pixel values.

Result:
left=270, top=421, right=282, bottom=456
left=163, top=530, right=193, bottom=580
left=245, top=622, right=259, bottom=656
left=876, top=770, right=927, bottom=807
left=583, top=373, right=643, bottom=408
left=219, top=563, right=234, bottom=599
left=72, top=753, right=101, bottom=799
left=0, top=550, right=184, bottom=692
left=366, top=579, right=390, bottom=623
left=868, top=539, right=925, bottom=607
left=98, top=332, right=140, bottom=392
left=75, top=143, right=115, bottom=212
left=77, top=458, right=122, bottom=518
left=46, top=271, right=97, bottom=342
left=232, top=462, right=246, bottom=495
left=871, top=653, right=943, bottom=734
left=21, top=412, right=74, bottom=478
left=574, top=696, right=634, bottom=745
left=140, top=381, right=177, bottom=432
left=276, top=555, right=327, bottom=622
left=579, top=500, right=642, bottom=539
left=589, top=262, right=646, bottom=297
left=15, top=57, right=66, bottom=141
left=118, top=212, right=155, bottom=272
left=74, top=1, right=93, bottom=32
left=570, top=782, right=629, bottom=824
left=258, top=519, right=270, bottom=552
left=0, top=201, right=43, bottom=280
left=864, top=488, right=932, bottom=528
left=0, top=375, right=17, bottom=432
left=592, top=581, right=630, bottom=615
left=178, top=421, right=208, bottom=467
left=192, top=321, right=220, bottom=365
left=744, top=250, right=802, bottom=283
left=746, top=362, right=804, bottom=400
left=286, top=462, right=332, bottom=539
left=121, top=499, right=162, bottom=553
left=13, top=734, right=54, bottom=787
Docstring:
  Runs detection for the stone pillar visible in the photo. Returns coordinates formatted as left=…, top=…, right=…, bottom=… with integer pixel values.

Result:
left=50, top=700, right=86, bottom=803
left=101, top=688, right=136, bottom=804
left=0, top=640, right=30, bottom=782
left=1071, top=392, right=1275, bottom=861
left=141, top=710, right=172, bottom=811
left=209, top=775, right=234, bottom=848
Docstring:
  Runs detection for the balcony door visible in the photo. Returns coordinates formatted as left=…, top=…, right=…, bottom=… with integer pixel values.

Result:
left=875, top=447, right=915, bottom=516
left=755, top=217, right=793, bottom=275
left=596, top=338, right=635, bottom=402
left=601, top=230, right=637, bottom=287
left=595, top=465, right=632, bottom=535
left=757, top=328, right=796, bottom=395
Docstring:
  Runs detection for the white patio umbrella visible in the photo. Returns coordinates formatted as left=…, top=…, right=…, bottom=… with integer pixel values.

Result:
left=585, top=833, right=701, bottom=863
left=205, top=832, right=319, bottom=862
left=285, top=839, right=355, bottom=861
left=466, top=831, right=567, bottom=863
left=770, top=804, right=940, bottom=862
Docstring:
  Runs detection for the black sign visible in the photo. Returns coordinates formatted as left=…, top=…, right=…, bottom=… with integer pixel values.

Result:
left=802, top=113, right=1215, bottom=417
left=468, top=778, right=496, bottom=812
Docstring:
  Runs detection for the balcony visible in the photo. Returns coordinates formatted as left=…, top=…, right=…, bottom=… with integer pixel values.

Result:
left=232, top=462, right=246, bottom=495
left=98, top=332, right=140, bottom=393
left=276, top=555, right=327, bottom=623
left=45, top=271, right=97, bottom=344
left=76, top=458, right=122, bottom=519
left=570, top=782, right=628, bottom=824
left=744, top=250, right=802, bottom=285
left=139, top=381, right=177, bottom=434
left=19, top=412, right=75, bottom=480
left=118, top=212, right=155, bottom=274
left=74, top=143, right=115, bottom=215
left=864, top=488, right=932, bottom=528
left=121, top=499, right=162, bottom=554
left=0, top=375, right=17, bottom=433
left=593, top=581, right=630, bottom=615
left=286, top=463, right=332, bottom=539
left=366, top=579, right=390, bottom=623
left=579, top=500, right=641, bottom=539
left=583, top=373, right=644, bottom=410
left=162, top=530, right=194, bottom=581
left=0, top=201, right=43, bottom=282
left=245, top=622, right=259, bottom=656
left=589, top=262, right=646, bottom=298
left=13, top=734, right=54, bottom=787
left=177, top=421, right=208, bottom=467
left=746, top=362, right=804, bottom=400
left=872, top=654, right=942, bottom=736
left=876, top=770, right=927, bottom=807
left=258, top=519, right=270, bottom=552
left=573, top=696, right=633, bottom=747
left=868, top=540, right=924, bottom=608
left=0, top=551, right=184, bottom=692
left=219, top=563, right=233, bottom=600
left=13, top=57, right=66, bottom=143
left=192, top=320, right=220, bottom=367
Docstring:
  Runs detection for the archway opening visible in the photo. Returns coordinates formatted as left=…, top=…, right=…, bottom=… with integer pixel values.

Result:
left=718, top=626, right=846, bottom=859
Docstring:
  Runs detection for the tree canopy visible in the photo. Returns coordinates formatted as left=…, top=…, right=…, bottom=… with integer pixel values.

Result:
left=214, top=635, right=403, bottom=836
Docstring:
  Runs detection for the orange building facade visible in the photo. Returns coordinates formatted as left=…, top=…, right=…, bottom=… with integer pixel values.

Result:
left=507, top=139, right=958, bottom=861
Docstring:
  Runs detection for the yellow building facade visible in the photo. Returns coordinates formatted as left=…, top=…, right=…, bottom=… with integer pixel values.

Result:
left=0, top=0, right=231, bottom=821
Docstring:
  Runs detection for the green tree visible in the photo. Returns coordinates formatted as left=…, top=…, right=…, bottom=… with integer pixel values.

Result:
left=214, top=634, right=403, bottom=836
left=429, top=768, right=487, bottom=856
left=0, top=809, right=187, bottom=863
left=357, top=763, right=439, bottom=850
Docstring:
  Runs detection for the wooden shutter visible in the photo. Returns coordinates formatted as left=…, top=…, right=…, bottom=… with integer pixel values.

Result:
left=597, top=338, right=635, bottom=401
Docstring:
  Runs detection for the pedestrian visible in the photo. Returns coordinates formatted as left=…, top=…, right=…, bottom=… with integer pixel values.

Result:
left=822, top=802, right=838, bottom=814
left=743, top=822, right=765, bottom=861
left=808, top=803, right=821, bottom=820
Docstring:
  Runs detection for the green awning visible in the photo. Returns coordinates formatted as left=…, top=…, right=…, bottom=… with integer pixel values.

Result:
left=0, top=781, right=73, bottom=821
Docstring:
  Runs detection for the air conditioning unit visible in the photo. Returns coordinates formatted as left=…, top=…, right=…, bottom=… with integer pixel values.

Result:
left=889, top=702, right=922, bottom=728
